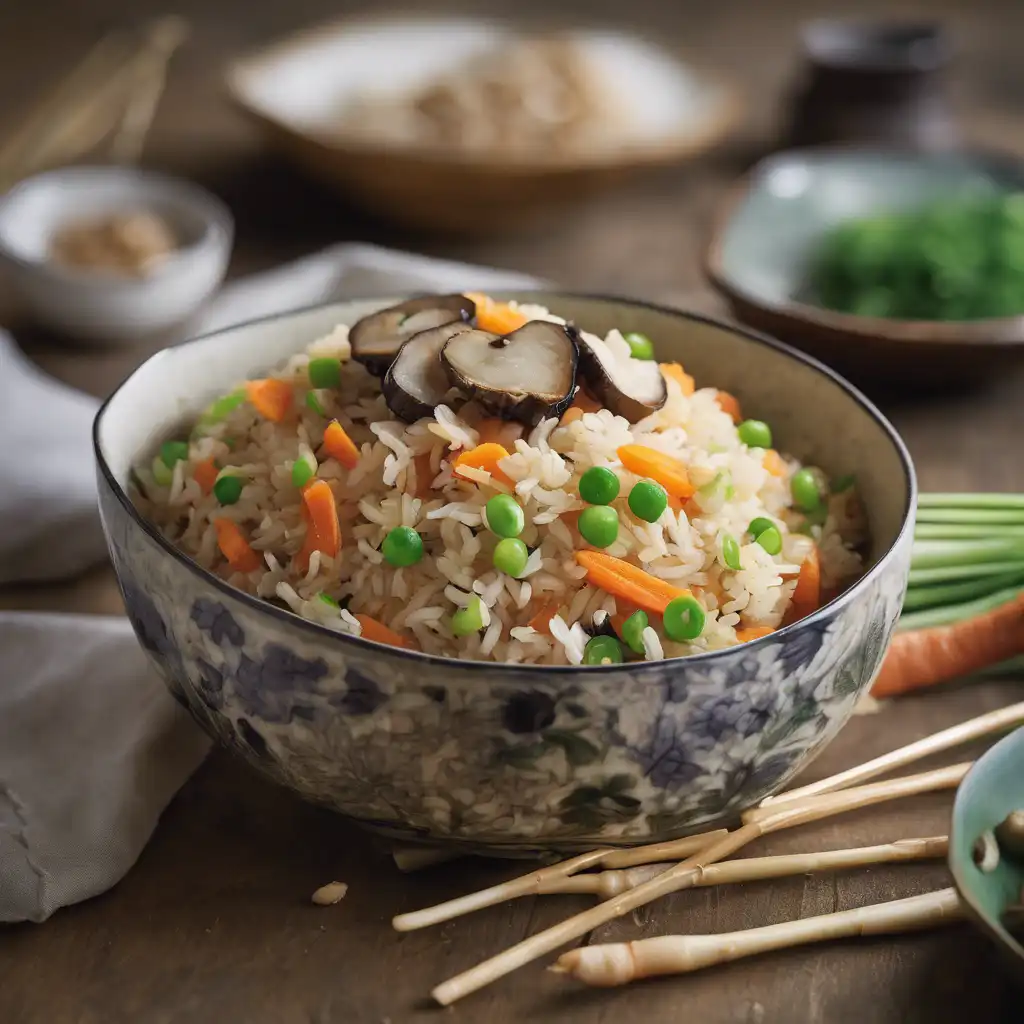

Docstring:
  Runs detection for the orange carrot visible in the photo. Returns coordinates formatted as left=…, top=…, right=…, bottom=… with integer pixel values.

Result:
left=617, top=444, right=696, bottom=499
left=528, top=600, right=562, bottom=635
left=575, top=551, right=690, bottom=616
left=660, top=363, right=695, bottom=396
left=465, top=292, right=529, bottom=335
left=715, top=390, right=743, bottom=423
left=736, top=625, right=775, bottom=643
left=355, top=614, right=412, bottom=649
left=475, top=418, right=522, bottom=446
left=453, top=442, right=513, bottom=487
left=323, top=419, right=360, bottom=470
left=213, top=518, right=262, bottom=573
left=763, top=449, right=787, bottom=477
left=193, top=458, right=219, bottom=495
left=872, top=592, right=1024, bottom=699
left=294, top=504, right=319, bottom=574
left=783, top=546, right=821, bottom=625
left=246, top=378, right=294, bottom=423
left=559, top=406, right=586, bottom=427
left=301, top=480, right=340, bottom=559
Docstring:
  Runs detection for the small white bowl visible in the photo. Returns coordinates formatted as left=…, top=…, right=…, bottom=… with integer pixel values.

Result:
left=0, top=166, right=234, bottom=344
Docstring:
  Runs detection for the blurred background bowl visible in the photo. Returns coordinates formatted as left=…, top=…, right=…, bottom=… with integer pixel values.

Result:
left=704, top=147, right=1024, bottom=393
left=226, top=13, right=742, bottom=236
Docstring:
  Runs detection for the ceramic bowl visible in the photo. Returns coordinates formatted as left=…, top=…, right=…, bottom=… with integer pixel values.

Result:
left=950, top=726, right=1024, bottom=982
left=93, top=294, right=915, bottom=854
left=705, top=147, right=1024, bottom=391
left=226, top=14, right=741, bottom=235
left=0, top=166, right=233, bottom=344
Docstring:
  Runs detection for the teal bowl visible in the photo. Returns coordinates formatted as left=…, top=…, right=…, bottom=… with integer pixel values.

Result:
left=705, top=147, right=1024, bottom=391
left=950, top=726, right=1024, bottom=982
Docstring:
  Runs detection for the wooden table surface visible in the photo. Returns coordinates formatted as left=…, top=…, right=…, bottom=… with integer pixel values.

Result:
left=3, top=1, right=1024, bottom=1021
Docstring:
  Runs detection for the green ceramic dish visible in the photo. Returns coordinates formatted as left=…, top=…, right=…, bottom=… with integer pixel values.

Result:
left=705, top=147, right=1024, bottom=391
left=949, top=726, right=1024, bottom=981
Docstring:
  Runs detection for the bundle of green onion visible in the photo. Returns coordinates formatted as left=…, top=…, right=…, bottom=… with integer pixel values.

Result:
left=902, top=493, right=1024, bottom=634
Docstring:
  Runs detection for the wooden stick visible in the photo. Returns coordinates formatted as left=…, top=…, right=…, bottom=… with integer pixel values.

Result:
left=761, top=701, right=1024, bottom=809
left=742, top=762, right=970, bottom=825
left=392, top=830, right=726, bottom=933
left=600, top=832, right=731, bottom=870
left=540, top=837, right=949, bottom=899
left=551, top=888, right=964, bottom=986
left=430, top=765, right=969, bottom=1005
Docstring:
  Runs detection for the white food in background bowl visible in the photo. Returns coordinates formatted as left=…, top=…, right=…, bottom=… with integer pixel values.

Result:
left=0, top=165, right=233, bottom=345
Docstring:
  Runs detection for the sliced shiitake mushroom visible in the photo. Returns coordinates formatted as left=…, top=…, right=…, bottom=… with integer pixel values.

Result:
left=350, top=294, right=476, bottom=376
left=383, top=321, right=474, bottom=422
left=575, top=331, right=666, bottom=422
left=441, top=320, right=578, bottom=426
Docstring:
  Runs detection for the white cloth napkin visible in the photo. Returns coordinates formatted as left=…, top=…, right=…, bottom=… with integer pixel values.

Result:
left=0, top=243, right=543, bottom=921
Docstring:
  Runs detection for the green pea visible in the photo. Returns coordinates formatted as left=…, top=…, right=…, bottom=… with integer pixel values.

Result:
left=737, top=419, right=772, bottom=449
left=748, top=516, right=775, bottom=539
left=382, top=526, right=424, bottom=567
left=578, top=506, right=619, bottom=548
left=318, top=592, right=340, bottom=608
left=160, top=440, right=189, bottom=468
left=151, top=455, right=173, bottom=487
left=485, top=494, right=525, bottom=538
left=493, top=537, right=529, bottom=578
left=308, top=357, right=342, bottom=389
left=628, top=480, right=669, bottom=522
left=291, top=451, right=317, bottom=488
left=213, top=474, right=244, bottom=505
left=208, top=389, right=246, bottom=420
left=623, top=331, right=655, bottom=361
left=583, top=635, right=624, bottom=665
left=791, top=467, right=824, bottom=512
left=306, top=390, right=327, bottom=416
left=756, top=525, right=783, bottom=555
left=621, top=609, right=649, bottom=654
left=663, top=594, right=706, bottom=641
left=721, top=532, right=742, bottom=571
left=831, top=473, right=856, bottom=494
left=579, top=466, right=620, bottom=505
left=451, top=596, right=487, bottom=637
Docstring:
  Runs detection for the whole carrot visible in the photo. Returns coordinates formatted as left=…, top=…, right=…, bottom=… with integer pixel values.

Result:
left=872, top=590, right=1024, bottom=699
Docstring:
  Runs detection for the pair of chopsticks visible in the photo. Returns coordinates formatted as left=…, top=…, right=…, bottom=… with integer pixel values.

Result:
left=390, top=701, right=1024, bottom=1003
left=0, top=16, right=189, bottom=192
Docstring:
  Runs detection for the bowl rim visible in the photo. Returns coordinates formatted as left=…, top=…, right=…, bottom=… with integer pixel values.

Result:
left=703, top=144, right=1024, bottom=347
left=0, top=164, right=235, bottom=284
left=224, top=10, right=743, bottom=174
left=93, top=290, right=917, bottom=675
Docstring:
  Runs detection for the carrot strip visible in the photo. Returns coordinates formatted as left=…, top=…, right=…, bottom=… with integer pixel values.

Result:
left=453, top=442, right=513, bottom=487
left=529, top=601, right=562, bottom=636
left=302, top=480, right=340, bottom=559
left=715, top=390, right=743, bottom=423
left=214, top=518, right=262, bottom=573
left=660, top=363, right=695, bottom=396
left=465, top=292, right=529, bottom=335
left=559, top=407, right=586, bottom=426
left=872, top=592, right=1024, bottom=699
left=763, top=449, right=787, bottom=477
left=736, top=625, right=775, bottom=643
left=193, top=457, right=219, bottom=495
left=355, top=614, right=412, bottom=649
left=617, top=444, right=696, bottom=499
left=412, top=452, right=436, bottom=498
left=783, top=545, right=821, bottom=625
left=293, top=504, right=319, bottom=574
left=246, top=378, right=294, bottom=423
left=575, top=551, right=690, bottom=616
left=323, top=419, right=360, bottom=470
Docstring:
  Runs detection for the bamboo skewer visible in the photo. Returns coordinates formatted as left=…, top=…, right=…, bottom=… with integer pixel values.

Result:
left=550, top=888, right=964, bottom=986
left=430, top=764, right=970, bottom=1005
left=741, top=761, right=970, bottom=825
left=392, top=830, right=727, bottom=932
left=760, top=701, right=1024, bottom=809
left=539, top=837, right=949, bottom=899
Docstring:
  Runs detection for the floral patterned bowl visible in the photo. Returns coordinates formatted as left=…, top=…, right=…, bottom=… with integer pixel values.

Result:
left=93, top=294, right=915, bottom=854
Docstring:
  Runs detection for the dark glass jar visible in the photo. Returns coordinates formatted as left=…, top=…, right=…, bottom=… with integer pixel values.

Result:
left=784, top=20, right=957, bottom=151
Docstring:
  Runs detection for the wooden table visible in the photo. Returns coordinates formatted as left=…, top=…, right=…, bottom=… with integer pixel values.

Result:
left=3, top=1, right=1024, bottom=1021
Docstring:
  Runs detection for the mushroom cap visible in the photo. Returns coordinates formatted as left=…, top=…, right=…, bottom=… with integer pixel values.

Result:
left=382, top=320, right=474, bottom=422
left=575, top=329, right=666, bottom=422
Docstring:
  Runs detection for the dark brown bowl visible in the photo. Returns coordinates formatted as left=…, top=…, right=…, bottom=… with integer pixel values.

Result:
left=704, top=147, right=1024, bottom=393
